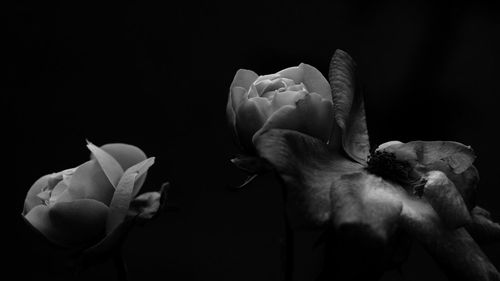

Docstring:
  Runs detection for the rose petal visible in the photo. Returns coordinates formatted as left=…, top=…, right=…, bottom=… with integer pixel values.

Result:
left=106, top=158, right=155, bottom=234
left=99, top=143, right=148, bottom=197
left=330, top=172, right=403, bottom=245
left=86, top=141, right=124, bottom=189
left=300, top=63, right=332, bottom=102
left=253, top=93, right=334, bottom=143
left=230, top=69, right=259, bottom=90
left=231, top=86, right=247, bottom=113
left=278, top=66, right=302, bottom=82
left=235, top=97, right=270, bottom=152
left=56, top=160, right=115, bottom=205
left=128, top=191, right=162, bottom=219
left=24, top=174, right=52, bottom=214
left=423, top=171, right=471, bottom=228
left=271, top=90, right=306, bottom=111
left=254, top=129, right=363, bottom=227
left=328, top=49, right=370, bottom=164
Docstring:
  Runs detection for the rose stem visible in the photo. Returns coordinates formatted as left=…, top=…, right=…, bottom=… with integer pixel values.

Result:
left=113, top=250, right=129, bottom=281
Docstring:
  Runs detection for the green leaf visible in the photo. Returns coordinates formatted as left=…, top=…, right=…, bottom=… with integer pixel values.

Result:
left=328, top=49, right=370, bottom=164
left=86, top=141, right=124, bottom=188
left=106, top=157, right=155, bottom=234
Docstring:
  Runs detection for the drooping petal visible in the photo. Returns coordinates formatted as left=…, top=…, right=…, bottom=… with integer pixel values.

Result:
left=254, top=129, right=363, bottom=228
left=24, top=174, right=52, bottom=214
left=329, top=172, right=403, bottom=245
left=235, top=98, right=270, bottom=152
left=56, top=160, right=115, bottom=205
left=422, top=171, right=471, bottom=229
left=99, top=143, right=149, bottom=196
left=253, top=93, right=334, bottom=144
left=466, top=206, right=500, bottom=244
left=328, top=49, right=370, bottom=164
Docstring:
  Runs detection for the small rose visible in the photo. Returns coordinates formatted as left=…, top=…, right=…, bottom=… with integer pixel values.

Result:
left=22, top=142, right=165, bottom=266
left=227, top=63, right=334, bottom=153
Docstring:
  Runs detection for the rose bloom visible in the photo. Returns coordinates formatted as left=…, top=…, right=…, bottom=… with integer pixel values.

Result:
left=22, top=143, right=159, bottom=250
left=227, top=63, right=334, bottom=152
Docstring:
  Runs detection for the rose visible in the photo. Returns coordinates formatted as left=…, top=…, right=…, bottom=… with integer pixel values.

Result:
left=227, top=63, right=334, bottom=152
left=22, top=142, right=163, bottom=255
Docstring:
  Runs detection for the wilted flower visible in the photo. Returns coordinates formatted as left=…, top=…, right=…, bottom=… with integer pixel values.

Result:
left=246, top=50, right=500, bottom=280
left=227, top=63, right=334, bottom=153
left=22, top=142, right=166, bottom=268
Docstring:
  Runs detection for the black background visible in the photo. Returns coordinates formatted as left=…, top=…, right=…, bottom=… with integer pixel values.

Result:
left=9, top=1, right=500, bottom=280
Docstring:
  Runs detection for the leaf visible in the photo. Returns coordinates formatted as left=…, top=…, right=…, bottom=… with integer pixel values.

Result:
left=106, top=157, right=155, bottom=234
left=328, top=49, right=370, bottom=164
left=86, top=141, right=124, bottom=188
left=423, top=171, right=471, bottom=229
left=254, top=128, right=364, bottom=228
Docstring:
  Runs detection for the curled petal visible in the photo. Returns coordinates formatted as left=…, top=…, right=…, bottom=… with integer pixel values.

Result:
left=423, top=171, right=471, bottom=228
left=235, top=98, right=270, bottom=152
left=24, top=199, right=108, bottom=247
left=466, top=206, right=500, bottom=244
left=254, top=129, right=363, bottom=228
left=328, top=49, right=370, bottom=164
left=253, top=93, right=334, bottom=144
left=227, top=69, right=259, bottom=138
left=330, top=172, right=403, bottom=245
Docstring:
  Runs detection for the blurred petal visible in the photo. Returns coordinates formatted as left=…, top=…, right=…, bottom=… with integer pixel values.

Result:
left=24, top=174, right=52, bottom=214
left=300, top=63, right=332, bottom=101
left=99, top=143, right=149, bottom=197
left=87, top=141, right=124, bottom=188
left=254, top=93, right=334, bottom=143
left=254, top=129, right=363, bottom=227
left=423, top=171, right=471, bottom=228
left=57, top=160, right=115, bottom=205
left=330, top=172, right=403, bottom=245
left=230, top=69, right=258, bottom=90
left=466, top=206, right=500, bottom=244
left=235, top=98, right=270, bottom=152
left=231, top=86, right=247, bottom=112
left=107, top=158, right=155, bottom=234
left=328, top=49, right=370, bottom=164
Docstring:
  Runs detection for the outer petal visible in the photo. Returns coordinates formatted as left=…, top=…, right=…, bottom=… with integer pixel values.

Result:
left=300, top=63, right=332, bottom=102
left=56, top=160, right=115, bottom=205
left=253, top=93, right=334, bottom=144
left=466, top=206, right=500, bottom=244
left=227, top=69, right=259, bottom=140
left=24, top=199, right=108, bottom=247
left=23, top=174, right=52, bottom=214
left=235, top=97, right=270, bottom=152
left=99, top=143, right=148, bottom=196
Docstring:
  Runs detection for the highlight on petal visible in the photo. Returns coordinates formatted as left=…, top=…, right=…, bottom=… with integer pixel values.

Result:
left=230, top=69, right=259, bottom=90
left=99, top=143, right=149, bottom=196
left=329, top=172, right=403, bottom=245
left=87, top=141, right=124, bottom=188
left=423, top=171, right=471, bottom=229
left=57, top=160, right=115, bottom=205
left=300, top=63, right=332, bottom=101
left=106, top=157, right=155, bottom=234
left=24, top=174, right=52, bottom=214
left=328, top=49, right=370, bottom=164
left=253, top=93, right=334, bottom=144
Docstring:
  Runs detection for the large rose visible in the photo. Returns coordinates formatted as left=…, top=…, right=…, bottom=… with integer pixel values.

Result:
left=22, top=142, right=163, bottom=258
left=227, top=63, right=334, bottom=152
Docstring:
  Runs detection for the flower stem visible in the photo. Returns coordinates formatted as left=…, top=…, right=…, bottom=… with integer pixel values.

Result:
left=113, top=251, right=129, bottom=281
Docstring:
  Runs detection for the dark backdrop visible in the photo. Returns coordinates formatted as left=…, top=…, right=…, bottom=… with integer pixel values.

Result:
left=9, top=1, right=500, bottom=280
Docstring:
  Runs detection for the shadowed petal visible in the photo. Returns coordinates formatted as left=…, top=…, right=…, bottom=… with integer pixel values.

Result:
left=328, top=49, right=370, bottom=164
left=330, top=172, right=403, bottom=245
left=466, top=206, right=500, bottom=244
left=235, top=98, right=270, bottom=152
left=254, top=129, right=363, bottom=228
left=301, top=63, right=332, bottom=101
left=24, top=174, right=52, bottom=214
left=423, top=171, right=471, bottom=228
left=253, top=93, right=334, bottom=144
